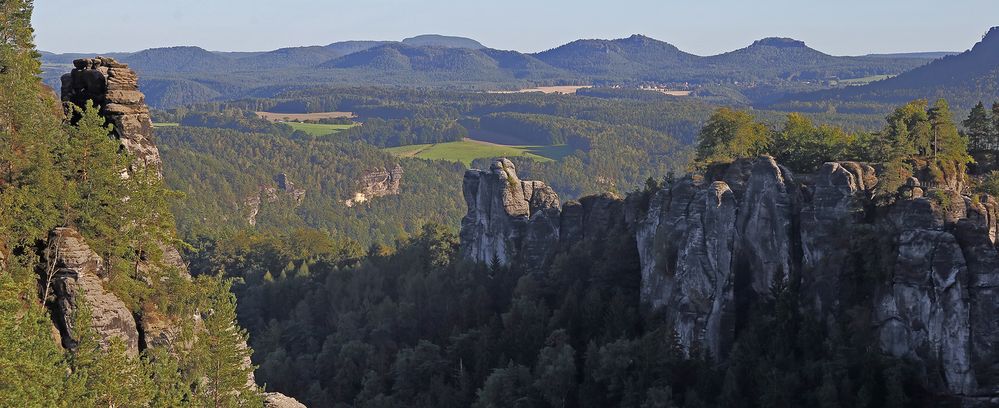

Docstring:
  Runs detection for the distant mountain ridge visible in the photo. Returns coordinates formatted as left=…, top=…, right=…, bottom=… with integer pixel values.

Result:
left=780, top=26, right=999, bottom=110
left=401, top=34, right=485, bottom=49
left=38, top=32, right=956, bottom=108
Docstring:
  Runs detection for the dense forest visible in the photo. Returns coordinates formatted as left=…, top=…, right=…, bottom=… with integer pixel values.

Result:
left=0, top=2, right=260, bottom=406
left=10, top=0, right=999, bottom=406
left=177, top=95, right=999, bottom=407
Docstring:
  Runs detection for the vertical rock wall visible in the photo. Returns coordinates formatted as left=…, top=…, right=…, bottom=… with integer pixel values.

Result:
left=61, top=57, right=162, bottom=172
left=459, top=159, right=560, bottom=268
left=459, top=155, right=999, bottom=400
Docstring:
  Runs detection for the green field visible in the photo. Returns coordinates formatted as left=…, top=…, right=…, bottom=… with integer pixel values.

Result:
left=837, top=74, right=893, bottom=86
left=385, top=139, right=575, bottom=166
left=152, top=122, right=179, bottom=128
left=285, top=122, right=356, bottom=136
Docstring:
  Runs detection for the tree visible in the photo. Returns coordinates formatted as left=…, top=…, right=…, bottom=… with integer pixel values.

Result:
left=0, top=0, right=64, bottom=259
left=0, top=276, right=67, bottom=406
left=533, top=338, right=576, bottom=408
left=963, top=101, right=992, bottom=151
left=928, top=99, right=970, bottom=164
left=473, top=362, right=537, bottom=408
left=64, top=300, right=155, bottom=408
left=772, top=113, right=860, bottom=172
left=695, top=108, right=771, bottom=164
left=188, top=276, right=261, bottom=408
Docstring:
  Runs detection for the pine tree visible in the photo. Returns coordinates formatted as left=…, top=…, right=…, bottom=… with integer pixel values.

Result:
left=64, top=301, right=155, bottom=408
left=992, top=102, right=999, bottom=152
left=0, top=0, right=64, bottom=258
left=0, top=276, right=67, bottom=407
left=963, top=101, right=992, bottom=151
left=144, top=348, right=189, bottom=408
left=188, top=275, right=260, bottom=408
left=928, top=99, right=970, bottom=164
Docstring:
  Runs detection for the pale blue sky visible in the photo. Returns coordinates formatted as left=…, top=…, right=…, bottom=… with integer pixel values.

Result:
left=33, top=0, right=998, bottom=55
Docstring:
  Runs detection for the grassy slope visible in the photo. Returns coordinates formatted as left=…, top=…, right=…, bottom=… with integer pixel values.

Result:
left=385, top=139, right=574, bottom=166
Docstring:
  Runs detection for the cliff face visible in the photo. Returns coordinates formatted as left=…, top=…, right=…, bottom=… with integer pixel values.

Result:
left=459, top=156, right=999, bottom=401
left=44, top=228, right=141, bottom=356
left=54, top=57, right=302, bottom=405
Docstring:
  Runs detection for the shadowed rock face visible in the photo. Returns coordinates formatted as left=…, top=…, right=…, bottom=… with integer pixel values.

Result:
left=46, top=228, right=140, bottom=356
left=459, top=156, right=999, bottom=400
left=61, top=57, right=162, bottom=172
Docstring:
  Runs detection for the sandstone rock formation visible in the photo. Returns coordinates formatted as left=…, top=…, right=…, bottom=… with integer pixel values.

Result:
left=264, top=392, right=308, bottom=408
left=459, top=159, right=560, bottom=267
left=345, top=164, right=404, bottom=207
left=61, top=57, right=162, bottom=172
left=459, top=156, right=999, bottom=401
left=243, top=173, right=307, bottom=225
left=44, top=228, right=140, bottom=356
left=54, top=57, right=305, bottom=406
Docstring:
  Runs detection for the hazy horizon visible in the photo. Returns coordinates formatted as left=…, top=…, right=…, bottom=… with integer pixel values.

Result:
left=33, top=0, right=997, bottom=55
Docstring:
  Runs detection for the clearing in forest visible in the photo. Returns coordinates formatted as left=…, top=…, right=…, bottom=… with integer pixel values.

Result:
left=385, top=138, right=574, bottom=166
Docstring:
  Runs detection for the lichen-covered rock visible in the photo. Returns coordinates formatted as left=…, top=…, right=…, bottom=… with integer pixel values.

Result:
left=460, top=158, right=560, bottom=267
left=45, top=228, right=140, bottom=356
left=61, top=57, right=162, bottom=172
left=264, top=392, right=308, bottom=408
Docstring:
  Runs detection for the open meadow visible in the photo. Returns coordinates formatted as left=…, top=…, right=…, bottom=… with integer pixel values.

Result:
left=385, top=138, right=574, bottom=166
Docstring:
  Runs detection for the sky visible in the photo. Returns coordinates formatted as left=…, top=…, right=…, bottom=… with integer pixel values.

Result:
left=33, top=0, right=998, bottom=56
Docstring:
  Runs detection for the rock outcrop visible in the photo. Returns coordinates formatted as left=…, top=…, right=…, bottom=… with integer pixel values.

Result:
left=243, top=174, right=307, bottom=225
left=54, top=57, right=306, bottom=406
left=61, top=57, right=162, bottom=172
left=43, top=228, right=140, bottom=356
left=459, top=156, right=999, bottom=401
left=459, top=159, right=560, bottom=267
left=264, top=392, right=308, bottom=408
left=345, top=164, right=404, bottom=207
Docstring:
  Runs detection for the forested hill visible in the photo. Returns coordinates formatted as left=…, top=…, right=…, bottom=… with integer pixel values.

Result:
left=39, top=33, right=938, bottom=108
left=779, top=26, right=999, bottom=111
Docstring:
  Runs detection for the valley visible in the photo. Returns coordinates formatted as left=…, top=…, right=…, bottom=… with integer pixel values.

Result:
left=6, top=2, right=999, bottom=408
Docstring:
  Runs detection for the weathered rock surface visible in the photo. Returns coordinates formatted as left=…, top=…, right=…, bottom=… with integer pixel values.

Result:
left=460, top=159, right=560, bottom=267
left=243, top=174, right=307, bottom=225
left=345, top=164, right=404, bottom=207
left=264, top=392, right=308, bottom=408
left=61, top=57, right=162, bottom=172
left=459, top=156, right=999, bottom=400
left=45, top=228, right=140, bottom=356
